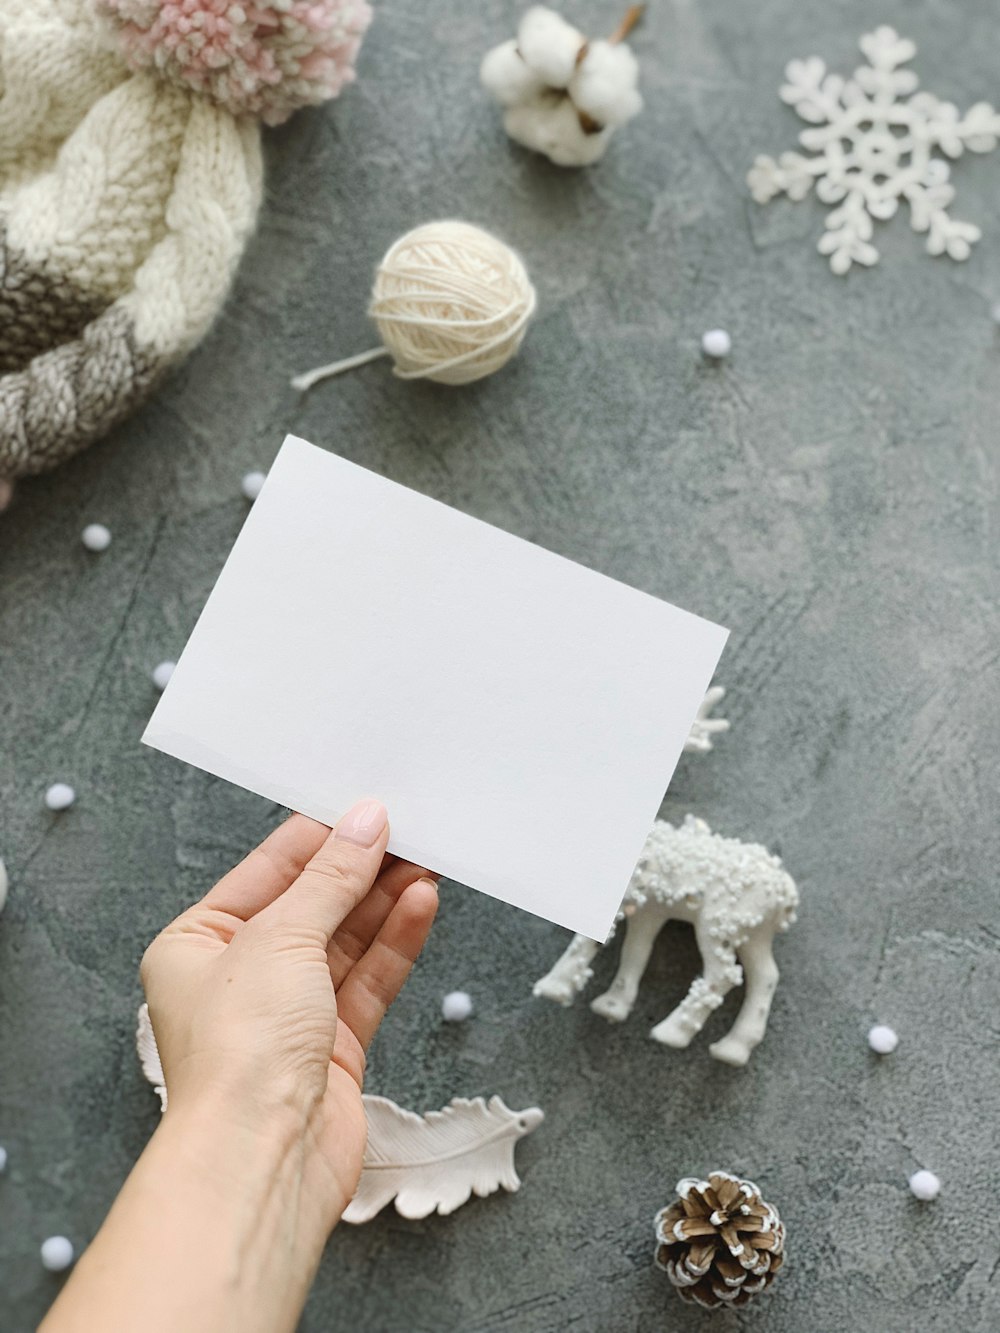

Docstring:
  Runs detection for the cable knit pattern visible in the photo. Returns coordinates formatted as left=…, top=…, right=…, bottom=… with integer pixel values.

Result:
left=0, top=223, right=106, bottom=374
left=0, top=0, right=368, bottom=480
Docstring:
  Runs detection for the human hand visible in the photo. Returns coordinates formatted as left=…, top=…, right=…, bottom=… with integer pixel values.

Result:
left=140, top=800, right=438, bottom=1224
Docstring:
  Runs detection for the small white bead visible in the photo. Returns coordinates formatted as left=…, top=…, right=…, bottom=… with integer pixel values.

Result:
left=241, top=471, right=267, bottom=501
left=908, top=1169, right=941, bottom=1201
left=151, top=661, right=176, bottom=691
left=40, top=1236, right=75, bottom=1271
left=868, top=1024, right=898, bottom=1055
left=0, top=1145, right=7, bottom=1172
left=81, top=523, right=111, bottom=552
left=701, top=329, right=732, bottom=359
left=442, top=990, right=474, bottom=1022
left=44, top=783, right=76, bottom=812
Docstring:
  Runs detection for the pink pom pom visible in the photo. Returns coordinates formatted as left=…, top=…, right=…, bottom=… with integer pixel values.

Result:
left=99, top=1, right=373, bottom=125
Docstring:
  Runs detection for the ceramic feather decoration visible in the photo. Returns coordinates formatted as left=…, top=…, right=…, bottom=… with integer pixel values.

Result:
left=343, top=1095, right=544, bottom=1223
left=136, top=1004, right=168, bottom=1112
left=136, top=1006, right=543, bottom=1220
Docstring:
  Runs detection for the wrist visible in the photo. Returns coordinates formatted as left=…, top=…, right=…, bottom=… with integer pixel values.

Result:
left=159, top=1090, right=347, bottom=1235
left=41, top=1088, right=343, bottom=1333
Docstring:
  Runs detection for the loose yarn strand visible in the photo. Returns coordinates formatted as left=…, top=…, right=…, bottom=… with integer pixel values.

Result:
left=290, top=346, right=389, bottom=392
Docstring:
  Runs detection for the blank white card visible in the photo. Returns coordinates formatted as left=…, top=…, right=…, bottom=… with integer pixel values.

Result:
left=143, top=435, right=728, bottom=939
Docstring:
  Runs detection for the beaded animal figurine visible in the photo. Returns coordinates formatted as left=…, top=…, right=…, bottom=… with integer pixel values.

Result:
left=534, top=816, right=798, bottom=1066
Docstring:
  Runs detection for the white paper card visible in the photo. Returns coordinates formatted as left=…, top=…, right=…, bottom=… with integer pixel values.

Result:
left=143, top=435, right=728, bottom=939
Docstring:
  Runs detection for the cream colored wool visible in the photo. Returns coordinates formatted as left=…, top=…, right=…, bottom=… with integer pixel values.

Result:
left=373, top=222, right=536, bottom=385
left=0, top=1, right=261, bottom=478
left=293, top=221, right=537, bottom=390
left=0, top=0, right=367, bottom=481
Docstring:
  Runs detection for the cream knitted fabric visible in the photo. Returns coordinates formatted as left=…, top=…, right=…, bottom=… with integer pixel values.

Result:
left=0, top=0, right=370, bottom=480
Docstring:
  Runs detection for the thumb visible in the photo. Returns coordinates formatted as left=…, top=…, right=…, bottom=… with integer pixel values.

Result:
left=258, top=799, right=390, bottom=940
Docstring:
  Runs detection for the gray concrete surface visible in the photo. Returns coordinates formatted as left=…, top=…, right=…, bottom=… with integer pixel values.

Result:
left=2, top=1, right=1000, bottom=1329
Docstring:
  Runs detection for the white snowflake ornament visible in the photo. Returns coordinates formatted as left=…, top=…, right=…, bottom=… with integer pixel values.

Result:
left=749, top=27, right=1000, bottom=274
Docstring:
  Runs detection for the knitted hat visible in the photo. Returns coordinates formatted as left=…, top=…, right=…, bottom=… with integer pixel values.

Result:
left=0, top=0, right=371, bottom=483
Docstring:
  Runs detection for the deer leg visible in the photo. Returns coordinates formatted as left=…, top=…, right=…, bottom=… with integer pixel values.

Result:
left=709, top=926, right=780, bottom=1067
left=650, top=919, right=742, bottom=1050
left=591, top=903, right=670, bottom=1022
left=533, top=933, right=602, bottom=1006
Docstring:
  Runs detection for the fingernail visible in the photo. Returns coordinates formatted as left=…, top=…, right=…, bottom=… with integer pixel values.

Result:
left=335, top=799, right=387, bottom=847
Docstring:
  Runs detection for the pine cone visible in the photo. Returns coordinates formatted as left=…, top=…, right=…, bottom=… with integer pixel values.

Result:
left=654, top=1171, right=785, bottom=1308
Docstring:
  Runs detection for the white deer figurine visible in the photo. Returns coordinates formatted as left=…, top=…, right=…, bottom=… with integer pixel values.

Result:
left=533, top=816, right=798, bottom=1066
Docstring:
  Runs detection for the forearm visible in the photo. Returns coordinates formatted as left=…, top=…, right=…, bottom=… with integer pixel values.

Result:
left=41, top=1098, right=343, bottom=1333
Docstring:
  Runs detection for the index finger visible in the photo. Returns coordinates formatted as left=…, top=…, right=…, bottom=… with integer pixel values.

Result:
left=199, top=813, right=331, bottom=919
left=259, top=798, right=391, bottom=940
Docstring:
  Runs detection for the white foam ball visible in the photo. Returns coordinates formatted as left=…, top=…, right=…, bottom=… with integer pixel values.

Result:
left=702, top=329, right=732, bottom=358
left=908, top=1169, right=940, bottom=1201
left=868, top=1023, right=898, bottom=1054
left=517, top=6, right=584, bottom=87
left=44, top=783, right=76, bottom=812
left=0, top=1145, right=7, bottom=1172
left=442, top=990, right=474, bottom=1022
left=81, top=523, right=111, bottom=552
left=241, top=471, right=267, bottom=501
left=40, top=1236, right=75, bottom=1271
left=151, top=661, right=176, bottom=691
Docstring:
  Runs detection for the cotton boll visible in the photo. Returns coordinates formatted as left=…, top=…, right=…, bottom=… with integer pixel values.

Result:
left=908, top=1170, right=940, bottom=1201
left=44, top=783, right=76, bottom=812
left=480, top=39, right=545, bottom=107
left=0, top=854, right=7, bottom=914
left=517, top=6, right=584, bottom=88
left=483, top=7, right=642, bottom=167
left=504, top=94, right=611, bottom=167
left=0, top=1145, right=7, bottom=1172
left=81, top=523, right=111, bottom=552
left=568, top=41, right=643, bottom=128
left=442, top=991, right=474, bottom=1022
left=40, top=1236, right=75, bottom=1271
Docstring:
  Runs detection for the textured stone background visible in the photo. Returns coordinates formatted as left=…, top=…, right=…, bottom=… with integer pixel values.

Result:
left=2, top=1, right=999, bottom=1329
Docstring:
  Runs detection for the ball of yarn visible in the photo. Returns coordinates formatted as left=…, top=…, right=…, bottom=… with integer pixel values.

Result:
left=99, top=0, right=373, bottom=126
left=370, top=222, right=537, bottom=386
